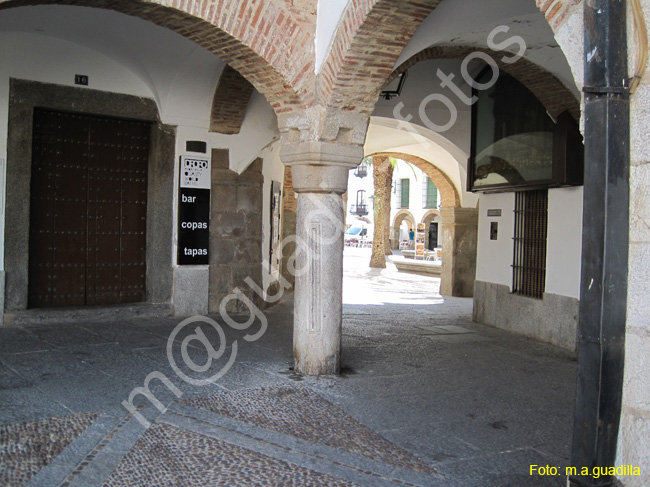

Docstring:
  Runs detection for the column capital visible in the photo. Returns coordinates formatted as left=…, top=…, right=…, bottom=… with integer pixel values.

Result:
left=280, top=141, right=363, bottom=194
left=278, top=106, right=368, bottom=194
left=278, top=105, right=369, bottom=146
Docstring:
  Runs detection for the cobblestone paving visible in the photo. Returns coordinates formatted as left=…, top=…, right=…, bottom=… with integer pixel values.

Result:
left=0, top=413, right=99, bottom=487
left=182, top=385, right=436, bottom=474
left=103, top=422, right=358, bottom=487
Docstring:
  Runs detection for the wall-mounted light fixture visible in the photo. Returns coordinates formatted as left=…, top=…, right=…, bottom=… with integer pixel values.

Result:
left=380, top=71, right=408, bottom=100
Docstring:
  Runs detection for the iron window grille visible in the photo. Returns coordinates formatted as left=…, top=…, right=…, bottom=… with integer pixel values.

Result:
left=512, top=189, right=548, bottom=299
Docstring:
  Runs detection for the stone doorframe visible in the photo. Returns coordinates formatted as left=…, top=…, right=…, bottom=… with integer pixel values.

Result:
left=4, top=79, right=175, bottom=318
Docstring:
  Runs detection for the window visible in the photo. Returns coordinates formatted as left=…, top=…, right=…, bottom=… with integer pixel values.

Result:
left=395, top=178, right=410, bottom=208
left=350, top=190, right=368, bottom=215
left=356, top=190, right=366, bottom=207
left=468, top=68, right=583, bottom=192
left=512, top=190, right=548, bottom=298
left=422, top=177, right=438, bottom=208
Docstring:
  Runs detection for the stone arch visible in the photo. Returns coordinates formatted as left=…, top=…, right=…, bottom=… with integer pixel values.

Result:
left=0, top=0, right=312, bottom=113
left=385, top=45, right=579, bottom=121
left=393, top=209, right=416, bottom=232
left=421, top=209, right=441, bottom=223
left=319, top=0, right=579, bottom=115
left=379, top=152, right=461, bottom=208
left=392, top=209, right=416, bottom=249
left=421, top=209, right=441, bottom=249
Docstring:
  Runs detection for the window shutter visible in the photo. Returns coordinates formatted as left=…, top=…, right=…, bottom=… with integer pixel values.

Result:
left=401, top=179, right=410, bottom=208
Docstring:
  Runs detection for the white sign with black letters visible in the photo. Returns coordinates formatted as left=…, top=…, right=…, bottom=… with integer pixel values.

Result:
left=180, top=156, right=210, bottom=190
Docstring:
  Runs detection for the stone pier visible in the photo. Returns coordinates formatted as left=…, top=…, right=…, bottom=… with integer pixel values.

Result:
left=440, top=207, right=478, bottom=297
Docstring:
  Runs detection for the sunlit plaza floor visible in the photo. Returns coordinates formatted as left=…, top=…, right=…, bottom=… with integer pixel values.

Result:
left=0, top=247, right=577, bottom=486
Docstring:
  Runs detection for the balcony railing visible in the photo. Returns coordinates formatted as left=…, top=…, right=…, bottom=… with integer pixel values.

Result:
left=350, top=204, right=368, bottom=216
left=354, top=165, right=368, bottom=178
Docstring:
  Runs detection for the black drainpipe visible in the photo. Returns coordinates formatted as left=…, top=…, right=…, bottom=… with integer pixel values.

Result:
left=570, top=1, right=629, bottom=486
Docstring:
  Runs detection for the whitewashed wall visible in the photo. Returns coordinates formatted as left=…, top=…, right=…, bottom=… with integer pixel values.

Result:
left=475, top=192, right=516, bottom=287
left=315, top=0, right=350, bottom=73
left=546, top=187, right=583, bottom=299
left=476, top=188, right=583, bottom=297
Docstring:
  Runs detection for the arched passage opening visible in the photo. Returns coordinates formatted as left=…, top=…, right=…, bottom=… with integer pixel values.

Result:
left=317, top=0, right=616, bottom=483
left=364, top=146, right=474, bottom=296
left=319, top=0, right=581, bottom=115
left=392, top=209, right=417, bottom=247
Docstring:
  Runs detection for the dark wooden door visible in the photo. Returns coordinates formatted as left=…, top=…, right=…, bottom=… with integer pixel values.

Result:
left=29, top=109, right=150, bottom=308
left=428, top=222, right=438, bottom=251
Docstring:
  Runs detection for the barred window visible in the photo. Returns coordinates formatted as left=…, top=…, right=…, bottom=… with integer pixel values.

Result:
left=422, top=177, right=438, bottom=209
left=512, top=189, right=548, bottom=298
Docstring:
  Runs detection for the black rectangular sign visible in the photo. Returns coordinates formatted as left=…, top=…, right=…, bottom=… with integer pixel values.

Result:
left=178, top=155, right=210, bottom=265
left=178, top=187, right=210, bottom=265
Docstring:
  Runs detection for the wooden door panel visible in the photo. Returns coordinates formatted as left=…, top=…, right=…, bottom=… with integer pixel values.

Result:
left=29, top=109, right=150, bottom=308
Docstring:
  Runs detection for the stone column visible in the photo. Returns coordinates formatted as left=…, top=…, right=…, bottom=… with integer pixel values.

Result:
left=279, top=107, right=367, bottom=375
left=440, top=207, right=479, bottom=297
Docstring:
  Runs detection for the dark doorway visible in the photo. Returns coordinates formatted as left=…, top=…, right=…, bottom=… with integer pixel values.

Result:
left=28, top=108, right=150, bottom=308
left=428, top=222, right=438, bottom=251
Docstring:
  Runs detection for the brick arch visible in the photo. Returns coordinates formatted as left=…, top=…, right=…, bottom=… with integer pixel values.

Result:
left=319, top=0, right=576, bottom=115
left=377, top=152, right=461, bottom=208
left=210, top=66, right=255, bottom=134
left=393, top=209, right=416, bottom=232
left=318, top=0, right=438, bottom=114
left=384, top=45, right=579, bottom=121
left=0, top=0, right=315, bottom=113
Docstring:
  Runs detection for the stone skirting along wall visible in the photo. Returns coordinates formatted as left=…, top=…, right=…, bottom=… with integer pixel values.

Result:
left=473, top=280, right=579, bottom=352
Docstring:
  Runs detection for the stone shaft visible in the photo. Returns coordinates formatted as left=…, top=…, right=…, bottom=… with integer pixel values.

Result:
left=293, top=192, right=345, bottom=375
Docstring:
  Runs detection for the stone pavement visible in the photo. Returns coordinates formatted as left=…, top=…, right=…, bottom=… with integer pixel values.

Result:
left=0, top=247, right=577, bottom=486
